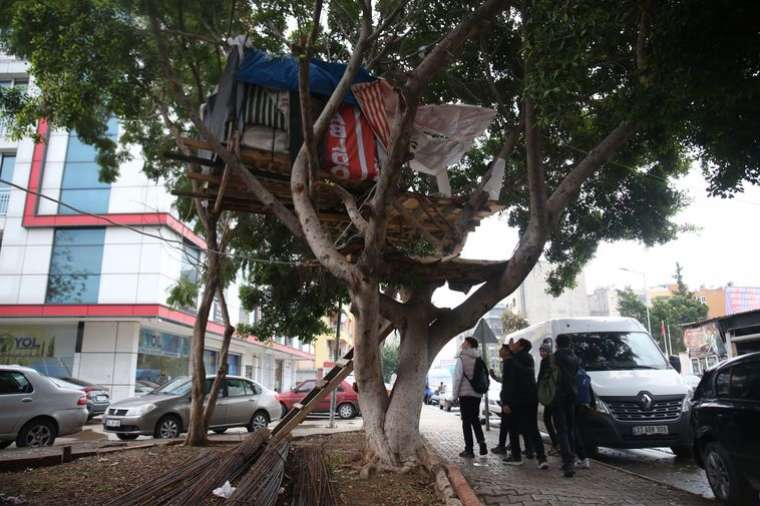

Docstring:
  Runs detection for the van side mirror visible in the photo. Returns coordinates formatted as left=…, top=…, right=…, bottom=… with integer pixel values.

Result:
left=669, top=355, right=682, bottom=374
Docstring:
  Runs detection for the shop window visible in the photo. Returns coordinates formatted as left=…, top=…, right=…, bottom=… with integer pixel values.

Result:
left=58, top=119, right=118, bottom=215
left=136, top=329, right=191, bottom=385
left=203, top=349, right=219, bottom=373
left=46, top=228, right=105, bottom=303
left=227, top=354, right=241, bottom=376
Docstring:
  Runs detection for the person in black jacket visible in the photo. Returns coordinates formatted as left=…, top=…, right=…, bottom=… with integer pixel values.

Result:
left=490, top=344, right=534, bottom=456
left=553, top=334, right=581, bottom=477
left=537, top=343, right=559, bottom=454
left=501, top=338, right=548, bottom=469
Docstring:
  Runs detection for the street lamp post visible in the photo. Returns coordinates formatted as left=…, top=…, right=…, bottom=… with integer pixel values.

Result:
left=619, top=267, right=652, bottom=335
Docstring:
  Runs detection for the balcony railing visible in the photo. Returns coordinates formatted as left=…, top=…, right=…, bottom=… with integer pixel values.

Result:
left=0, top=187, right=9, bottom=216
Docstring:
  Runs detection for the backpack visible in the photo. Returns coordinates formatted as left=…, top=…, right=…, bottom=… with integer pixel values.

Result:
left=464, top=357, right=490, bottom=395
left=538, top=357, right=560, bottom=406
left=575, top=367, right=592, bottom=406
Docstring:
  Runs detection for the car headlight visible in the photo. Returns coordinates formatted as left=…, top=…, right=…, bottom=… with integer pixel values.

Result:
left=595, top=398, right=612, bottom=416
left=130, top=403, right=156, bottom=416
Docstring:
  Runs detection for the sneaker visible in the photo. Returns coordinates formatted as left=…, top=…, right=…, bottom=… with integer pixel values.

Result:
left=537, top=458, right=549, bottom=470
left=491, top=446, right=508, bottom=455
left=459, top=449, right=475, bottom=459
left=576, top=458, right=591, bottom=469
left=503, top=457, right=524, bottom=466
left=479, top=443, right=488, bottom=456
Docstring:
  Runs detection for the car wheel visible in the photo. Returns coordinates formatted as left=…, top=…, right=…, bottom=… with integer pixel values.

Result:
left=0, top=440, right=13, bottom=450
left=703, top=441, right=755, bottom=505
left=213, top=428, right=227, bottom=434
left=337, top=403, right=356, bottom=420
left=247, top=410, right=270, bottom=432
left=16, top=419, right=56, bottom=448
left=670, top=445, right=693, bottom=459
left=117, top=434, right=139, bottom=441
left=154, top=415, right=182, bottom=439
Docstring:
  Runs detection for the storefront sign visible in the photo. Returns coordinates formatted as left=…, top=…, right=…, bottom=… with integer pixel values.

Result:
left=0, top=329, right=56, bottom=361
left=139, top=329, right=190, bottom=358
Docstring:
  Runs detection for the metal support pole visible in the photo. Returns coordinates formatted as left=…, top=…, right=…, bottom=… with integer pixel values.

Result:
left=328, top=303, right=342, bottom=428
left=667, top=323, right=673, bottom=357
left=479, top=335, right=490, bottom=431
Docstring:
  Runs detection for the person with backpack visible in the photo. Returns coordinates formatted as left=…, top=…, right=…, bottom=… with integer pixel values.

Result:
left=452, top=336, right=489, bottom=458
left=501, top=338, right=548, bottom=469
left=537, top=343, right=559, bottom=455
left=552, top=334, right=581, bottom=477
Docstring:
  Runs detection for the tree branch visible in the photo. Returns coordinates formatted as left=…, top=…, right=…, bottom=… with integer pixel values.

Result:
left=327, top=182, right=368, bottom=235
left=524, top=97, right=548, bottom=228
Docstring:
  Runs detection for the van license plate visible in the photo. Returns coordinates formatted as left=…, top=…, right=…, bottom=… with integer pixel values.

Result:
left=106, top=419, right=121, bottom=427
left=632, top=425, right=668, bottom=436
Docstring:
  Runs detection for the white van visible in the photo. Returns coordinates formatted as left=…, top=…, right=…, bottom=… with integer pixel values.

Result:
left=504, top=317, right=693, bottom=456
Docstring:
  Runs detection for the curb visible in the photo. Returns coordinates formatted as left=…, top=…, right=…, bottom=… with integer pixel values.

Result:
left=591, top=458, right=712, bottom=501
left=445, top=463, right=485, bottom=506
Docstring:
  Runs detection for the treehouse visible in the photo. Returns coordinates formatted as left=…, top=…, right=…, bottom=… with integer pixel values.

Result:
left=169, top=43, right=504, bottom=257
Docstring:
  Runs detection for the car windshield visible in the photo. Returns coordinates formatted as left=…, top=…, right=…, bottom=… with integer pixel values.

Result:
left=154, top=376, right=191, bottom=395
left=562, top=331, right=669, bottom=371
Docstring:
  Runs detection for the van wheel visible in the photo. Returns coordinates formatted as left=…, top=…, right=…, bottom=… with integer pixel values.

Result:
left=154, top=415, right=182, bottom=439
left=670, top=445, right=693, bottom=459
left=703, top=441, right=755, bottom=505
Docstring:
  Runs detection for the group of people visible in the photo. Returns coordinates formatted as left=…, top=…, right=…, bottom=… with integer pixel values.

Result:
left=452, top=334, right=592, bottom=478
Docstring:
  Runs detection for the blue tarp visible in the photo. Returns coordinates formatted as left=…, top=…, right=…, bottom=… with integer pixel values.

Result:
left=236, top=48, right=375, bottom=106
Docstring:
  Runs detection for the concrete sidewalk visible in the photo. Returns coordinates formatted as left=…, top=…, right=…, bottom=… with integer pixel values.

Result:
left=420, top=406, right=714, bottom=506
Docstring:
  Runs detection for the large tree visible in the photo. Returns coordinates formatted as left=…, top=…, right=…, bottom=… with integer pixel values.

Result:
left=2, top=0, right=758, bottom=469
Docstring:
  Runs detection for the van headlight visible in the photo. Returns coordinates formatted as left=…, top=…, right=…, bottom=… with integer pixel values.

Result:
left=682, top=388, right=694, bottom=413
left=130, top=403, right=156, bottom=416
left=595, top=398, right=612, bottom=416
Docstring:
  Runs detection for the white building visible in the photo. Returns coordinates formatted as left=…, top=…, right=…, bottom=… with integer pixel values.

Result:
left=502, top=261, right=590, bottom=324
left=0, top=56, right=313, bottom=401
left=588, top=286, right=621, bottom=317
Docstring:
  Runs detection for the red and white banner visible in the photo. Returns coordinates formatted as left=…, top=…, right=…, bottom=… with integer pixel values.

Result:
left=323, top=104, right=379, bottom=181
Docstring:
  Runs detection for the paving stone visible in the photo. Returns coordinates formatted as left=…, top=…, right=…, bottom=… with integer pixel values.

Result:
left=420, top=406, right=713, bottom=506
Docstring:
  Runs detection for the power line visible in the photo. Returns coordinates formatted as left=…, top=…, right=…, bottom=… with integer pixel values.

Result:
left=0, top=177, right=306, bottom=267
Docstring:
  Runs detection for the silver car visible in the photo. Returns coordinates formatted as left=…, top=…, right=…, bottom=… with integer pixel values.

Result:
left=102, top=375, right=281, bottom=440
left=0, top=365, right=88, bottom=449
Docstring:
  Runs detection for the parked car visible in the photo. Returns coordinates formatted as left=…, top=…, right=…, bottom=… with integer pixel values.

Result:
left=278, top=380, right=359, bottom=419
left=47, top=377, right=110, bottom=420
left=102, top=375, right=281, bottom=440
left=0, top=365, right=88, bottom=449
left=691, top=352, right=760, bottom=505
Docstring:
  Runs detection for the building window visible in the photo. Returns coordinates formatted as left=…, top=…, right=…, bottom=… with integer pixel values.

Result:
left=58, top=119, right=118, bottom=215
left=180, top=241, right=201, bottom=284
left=136, top=328, right=191, bottom=385
left=227, top=354, right=241, bottom=376
left=46, top=228, right=105, bottom=303
left=0, top=78, right=28, bottom=93
left=0, top=153, right=15, bottom=216
left=203, top=349, right=219, bottom=373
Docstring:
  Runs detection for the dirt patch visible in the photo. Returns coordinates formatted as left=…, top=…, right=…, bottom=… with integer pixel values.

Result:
left=0, top=433, right=441, bottom=505
left=0, top=445, right=214, bottom=505
left=282, top=432, right=441, bottom=506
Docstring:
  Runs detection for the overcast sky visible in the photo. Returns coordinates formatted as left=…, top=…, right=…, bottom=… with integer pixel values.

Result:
left=431, top=166, right=760, bottom=363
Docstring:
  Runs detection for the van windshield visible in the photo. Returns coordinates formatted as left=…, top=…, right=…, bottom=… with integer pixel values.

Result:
left=561, top=331, right=668, bottom=371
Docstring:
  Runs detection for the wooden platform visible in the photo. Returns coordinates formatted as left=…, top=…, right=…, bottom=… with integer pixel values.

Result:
left=170, top=137, right=503, bottom=255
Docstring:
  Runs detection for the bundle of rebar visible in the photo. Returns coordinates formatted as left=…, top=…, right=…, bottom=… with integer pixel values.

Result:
left=226, top=439, right=290, bottom=505
left=166, top=428, right=270, bottom=505
left=293, top=446, right=337, bottom=506
left=106, top=451, right=218, bottom=505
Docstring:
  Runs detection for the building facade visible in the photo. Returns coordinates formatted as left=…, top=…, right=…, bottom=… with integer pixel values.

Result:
left=0, top=56, right=312, bottom=401
left=313, top=307, right=355, bottom=379
left=502, top=261, right=590, bottom=324
left=588, top=286, right=621, bottom=317
left=694, top=285, right=760, bottom=319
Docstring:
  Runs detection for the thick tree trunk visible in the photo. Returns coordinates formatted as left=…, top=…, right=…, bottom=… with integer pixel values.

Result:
left=203, top=287, right=235, bottom=429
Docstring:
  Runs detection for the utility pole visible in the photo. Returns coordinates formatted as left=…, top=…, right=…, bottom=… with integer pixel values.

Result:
left=328, top=303, right=341, bottom=428
left=666, top=323, right=674, bottom=357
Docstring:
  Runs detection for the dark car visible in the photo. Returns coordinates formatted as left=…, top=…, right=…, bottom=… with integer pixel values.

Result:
left=27, top=358, right=109, bottom=419
left=691, top=352, right=760, bottom=505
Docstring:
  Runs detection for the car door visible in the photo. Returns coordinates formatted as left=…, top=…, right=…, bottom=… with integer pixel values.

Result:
left=202, top=378, right=228, bottom=428
left=0, top=371, right=36, bottom=436
left=726, top=360, right=760, bottom=484
left=221, top=379, right=253, bottom=425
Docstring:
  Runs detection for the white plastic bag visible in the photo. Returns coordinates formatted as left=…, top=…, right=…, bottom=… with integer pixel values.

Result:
left=212, top=481, right=236, bottom=499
